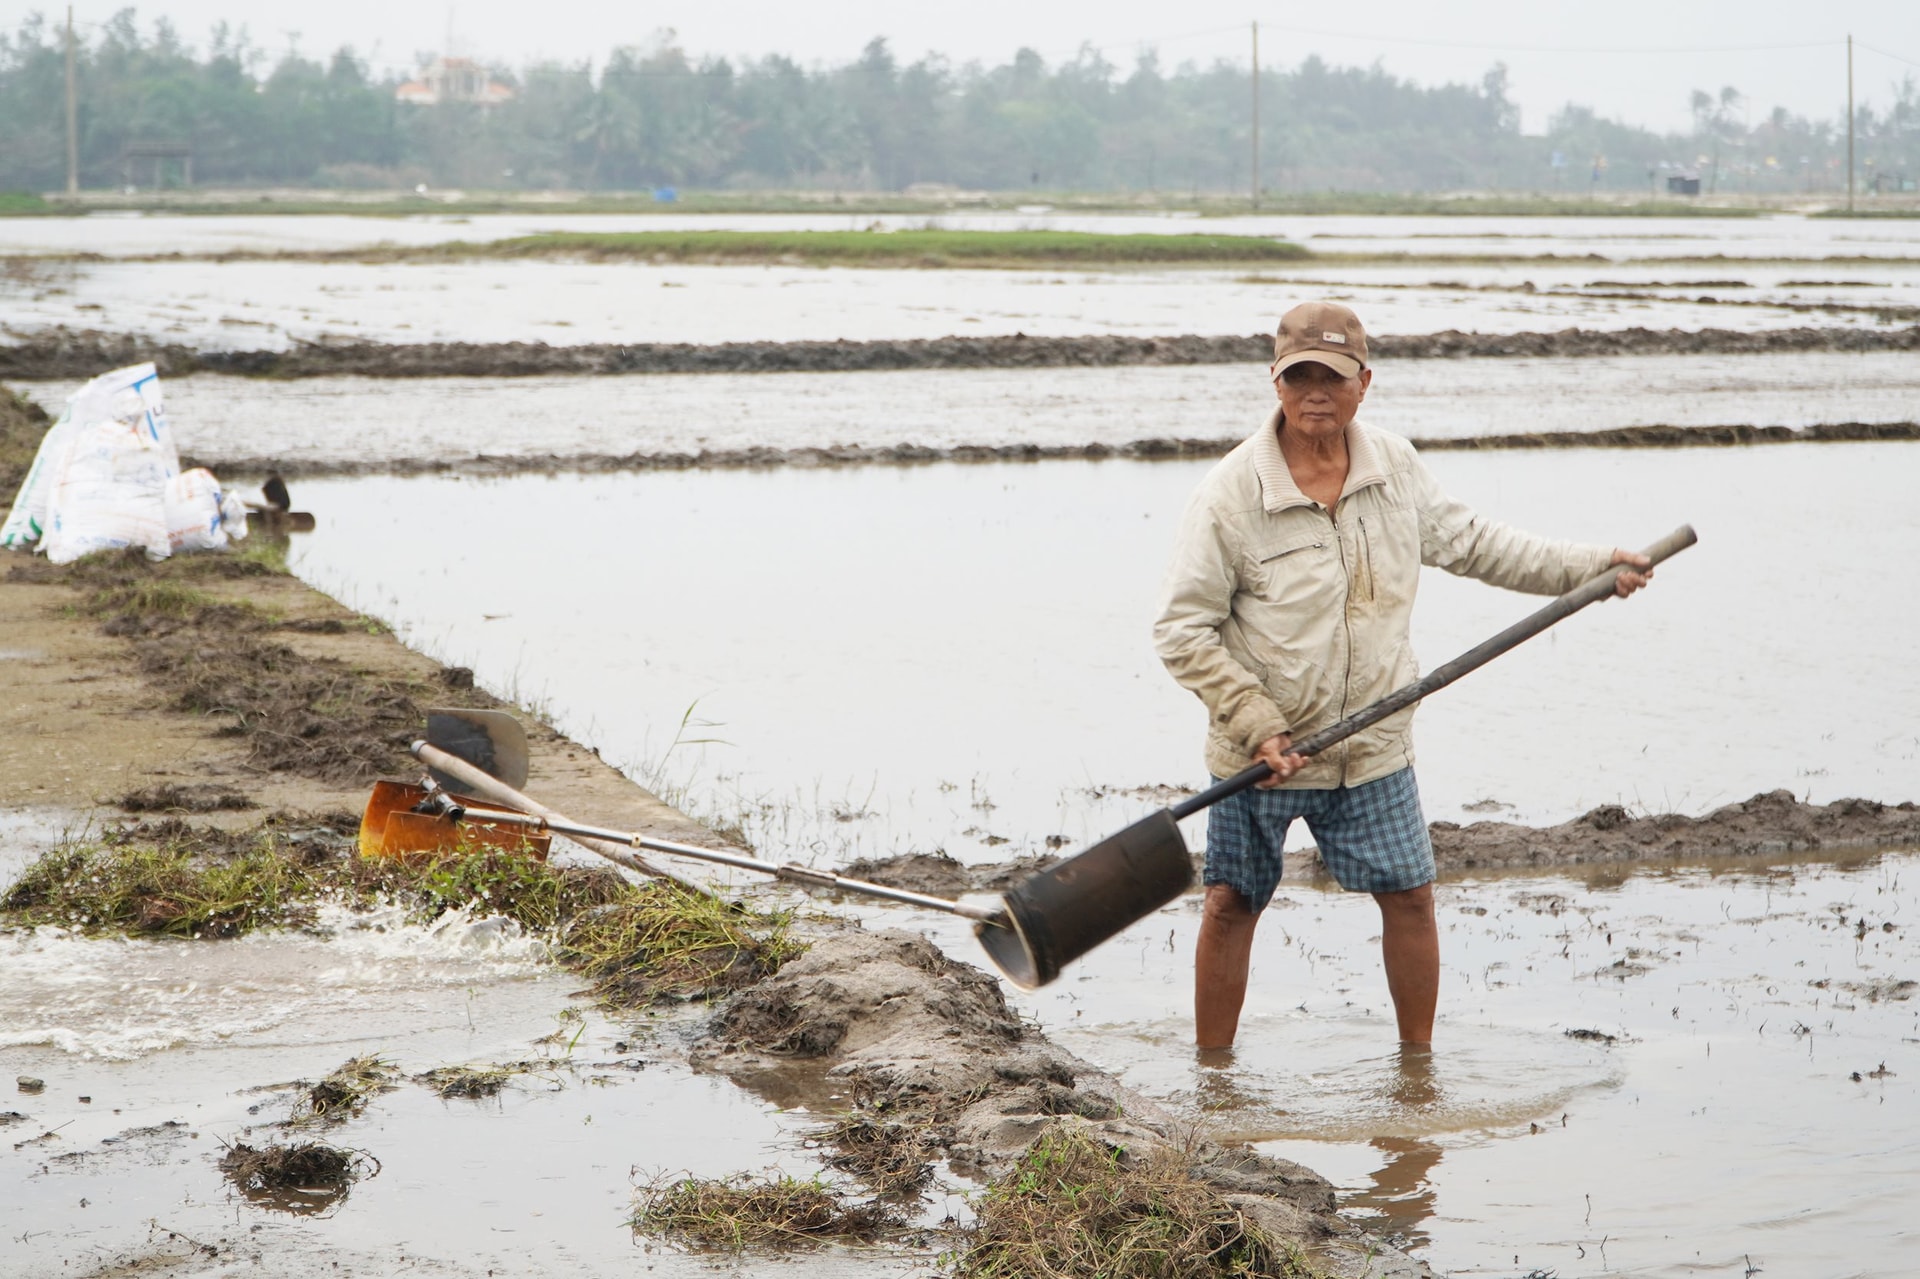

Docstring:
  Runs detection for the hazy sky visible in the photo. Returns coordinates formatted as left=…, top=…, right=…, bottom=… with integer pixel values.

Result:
left=27, top=0, right=1920, bottom=134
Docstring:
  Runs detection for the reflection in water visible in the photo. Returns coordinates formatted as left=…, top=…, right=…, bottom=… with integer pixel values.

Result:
left=1349, top=1135, right=1445, bottom=1251
left=1345, top=1048, right=1446, bottom=1247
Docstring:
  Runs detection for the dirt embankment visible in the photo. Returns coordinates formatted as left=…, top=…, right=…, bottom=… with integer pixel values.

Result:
left=5, top=323, right=1919, bottom=381
left=193, top=419, right=1920, bottom=484
left=0, top=560, right=710, bottom=847
left=691, top=926, right=1427, bottom=1277
left=843, top=791, right=1920, bottom=898
left=1429, top=790, right=1920, bottom=871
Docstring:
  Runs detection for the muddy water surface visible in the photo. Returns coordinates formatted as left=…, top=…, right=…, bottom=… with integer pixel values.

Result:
left=286, top=443, right=1918, bottom=867
left=15, top=351, right=1914, bottom=474
left=10, top=257, right=1913, bottom=350
left=884, top=847, right=1920, bottom=1277
left=0, top=874, right=922, bottom=1278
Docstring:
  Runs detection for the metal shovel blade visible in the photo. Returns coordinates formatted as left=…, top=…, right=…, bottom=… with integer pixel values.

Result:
left=973, top=809, right=1193, bottom=989
left=426, top=707, right=530, bottom=790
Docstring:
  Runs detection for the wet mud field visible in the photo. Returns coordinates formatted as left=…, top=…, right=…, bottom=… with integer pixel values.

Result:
left=4, top=211, right=1919, bottom=1277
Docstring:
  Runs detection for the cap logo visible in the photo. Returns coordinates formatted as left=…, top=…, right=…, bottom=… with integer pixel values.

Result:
left=1321, top=332, right=1347, bottom=344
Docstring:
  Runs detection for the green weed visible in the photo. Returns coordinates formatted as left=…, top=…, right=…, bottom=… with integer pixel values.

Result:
left=0, top=835, right=320, bottom=937
left=956, top=1123, right=1308, bottom=1279
left=423, top=228, right=1310, bottom=267
left=558, top=879, right=800, bottom=1004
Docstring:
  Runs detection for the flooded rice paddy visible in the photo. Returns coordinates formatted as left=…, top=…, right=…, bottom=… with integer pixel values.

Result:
left=5, top=209, right=1918, bottom=1275
left=0, top=890, right=923, bottom=1278
left=9, top=256, right=1918, bottom=350
left=889, top=846, right=1920, bottom=1278
left=16, top=351, right=1914, bottom=476
left=285, top=443, right=1918, bottom=863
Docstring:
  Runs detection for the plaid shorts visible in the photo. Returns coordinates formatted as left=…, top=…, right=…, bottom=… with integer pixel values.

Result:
left=1204, top=766, right=1434, bottom=910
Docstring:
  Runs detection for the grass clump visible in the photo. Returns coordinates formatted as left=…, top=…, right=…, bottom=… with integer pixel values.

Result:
left=558, top=880, right=801, bottom=1004
left=0, top=818, right=799, bottom=1007
left=392, top=846, right=627, bottom=934
left=415, top=1060, right=544, bottom=1099
left=807, top=1112, right=940, bottom=1196
left=219, top=1139, right=377, bottom=1214
left=956, top=1124, right=1299, bottom=1279
left=295, top=1055, right=399, bottom=1122
left=0, top=834, right=319, bottom=937
left=633, top=1172, right=900, bottom=1249
left=437, top=228, right=1308, bottom=268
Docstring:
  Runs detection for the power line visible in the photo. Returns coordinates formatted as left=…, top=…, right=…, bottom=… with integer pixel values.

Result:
left=1855, top=40, right=1920, bottom=70
left=1235, top=23, right=1846, bottom=57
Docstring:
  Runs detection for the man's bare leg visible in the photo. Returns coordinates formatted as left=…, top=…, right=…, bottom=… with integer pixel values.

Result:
left=1374, top=882, right=1439, bottom=1046
left=1196, top=884, right=1261, bottom=1049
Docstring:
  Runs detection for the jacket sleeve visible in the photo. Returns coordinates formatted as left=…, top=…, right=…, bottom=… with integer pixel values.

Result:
left=1151, top=492, right=1292, bottom=756
left=1410, top=451, right=1614, bottom=594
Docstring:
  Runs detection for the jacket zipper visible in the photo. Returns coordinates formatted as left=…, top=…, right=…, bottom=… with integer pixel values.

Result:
left=1330, top=506, right=1352, bottom=785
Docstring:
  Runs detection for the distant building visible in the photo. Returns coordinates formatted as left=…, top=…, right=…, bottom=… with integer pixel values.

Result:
left=395, top=58, right=514, bottom=107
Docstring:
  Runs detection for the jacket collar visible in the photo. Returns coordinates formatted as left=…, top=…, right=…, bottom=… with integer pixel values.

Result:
left=1251, top=408, right=1387, bottom=515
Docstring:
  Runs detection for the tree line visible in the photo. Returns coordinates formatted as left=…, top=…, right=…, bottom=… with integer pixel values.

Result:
left=2, top=9, right=1916, bottom=196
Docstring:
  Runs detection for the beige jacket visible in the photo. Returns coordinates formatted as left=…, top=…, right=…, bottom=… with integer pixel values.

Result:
left=1152, top=410, right=1613, bottom=787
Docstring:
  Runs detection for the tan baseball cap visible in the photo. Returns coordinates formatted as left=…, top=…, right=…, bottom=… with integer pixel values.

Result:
left=1271, top=300, right=1368, bottom=380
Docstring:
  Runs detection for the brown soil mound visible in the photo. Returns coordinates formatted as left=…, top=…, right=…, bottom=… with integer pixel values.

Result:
left=849, top=790, right=1920, bottom=893
left=1431, top=790, right=1920, bottom=870
left=6, top=323, right=1917, bottom=381
left=840, top=850, right=972, bottom=898
left=692, top=927, right=1416, bottom=1274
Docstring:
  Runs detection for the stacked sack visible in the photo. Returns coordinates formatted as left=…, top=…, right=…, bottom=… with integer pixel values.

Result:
left=1, top=363, right=248, bottom=563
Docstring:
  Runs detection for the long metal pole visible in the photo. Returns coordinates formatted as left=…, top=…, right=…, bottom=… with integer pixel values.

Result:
left=412, top=740, right=715, bottom=897
left=412, top=742, right=1007, bottom=923
left=1172, top=524, right=1698, bottom=820
left=1250, top=21, right=1260, bottom=210
left=64, top=7, right=78, bottom=196
left=1847, top=34, right=1855, bottom=211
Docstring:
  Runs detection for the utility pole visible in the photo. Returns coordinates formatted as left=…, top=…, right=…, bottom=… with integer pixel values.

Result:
left=1250, top=21, right=1260, bottom=210
left=1847, top=33, right=1855, bottom=211
left=64, top=6, right=78, bottom=195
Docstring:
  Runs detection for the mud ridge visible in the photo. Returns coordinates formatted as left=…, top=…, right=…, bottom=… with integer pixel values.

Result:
left=692, top=925, right=1429, bottom=1277
left=844, top=791, right=1920, bottom=896
left=182, top=420, right=1919, bottom=484
left=6, top=323, right=1919, bottom=380
left=1428, top=789, right=1920, bottom=871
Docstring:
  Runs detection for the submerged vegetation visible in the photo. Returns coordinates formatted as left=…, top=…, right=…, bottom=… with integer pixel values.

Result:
left=415, top=1060, right=546, bottom=1099
left=0, top=831, right=323, bottom=937
left=957, top=1124, right=1305, bottom=1279
left=632, top=1172, right=901, bottom=1249
left=295, top=1056, right=400, bottom=1123
left=218, top=1139, right=376, bottom=1214
left=0, top=816, right=800, bottom=1009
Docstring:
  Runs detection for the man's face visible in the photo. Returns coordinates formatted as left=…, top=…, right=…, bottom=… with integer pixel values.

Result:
left=1274, top=360, right=1371, bottom=436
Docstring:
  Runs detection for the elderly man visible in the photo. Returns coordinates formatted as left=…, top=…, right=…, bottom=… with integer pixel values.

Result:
left=1152, top=301, right=1651, bottom=1051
